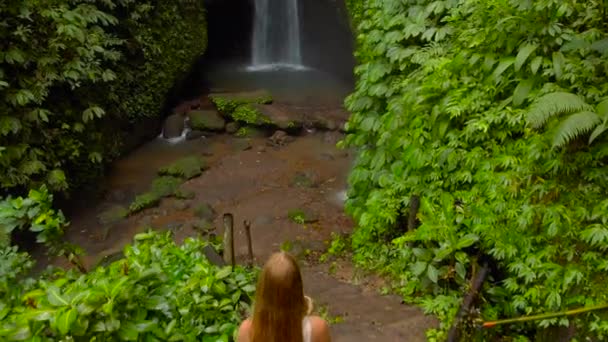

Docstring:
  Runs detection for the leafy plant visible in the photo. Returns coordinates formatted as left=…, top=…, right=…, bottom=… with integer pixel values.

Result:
left=0, top=231, right=257, bottom=341
left=0, top=0, right=207, bottom=194
left=527, top=92, right=608, bottom=147
left=344, top=0, right=608, bottom=340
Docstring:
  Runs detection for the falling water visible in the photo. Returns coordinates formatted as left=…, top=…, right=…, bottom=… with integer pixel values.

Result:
left=249, top=0, right=304, bottom=70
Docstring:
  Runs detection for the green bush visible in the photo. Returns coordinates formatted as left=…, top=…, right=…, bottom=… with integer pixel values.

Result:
left=344, top=0, right=608, bottom=340
left=0, top=231, right=256, bottom=341
left=0, top=0, right=207, bottom=194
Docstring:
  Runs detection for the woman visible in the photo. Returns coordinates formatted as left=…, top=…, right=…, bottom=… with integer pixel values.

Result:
left=237, top=252, right=331, bottom=342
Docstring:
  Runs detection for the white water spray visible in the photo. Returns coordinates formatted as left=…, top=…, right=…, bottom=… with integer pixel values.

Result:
left=249, top=0, right=304, bottom=70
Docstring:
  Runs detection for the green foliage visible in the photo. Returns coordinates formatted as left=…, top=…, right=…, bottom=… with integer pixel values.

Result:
left=232, top=105, right=272, bottom=126
left=209, top=91, right=272, bottom=122
left=0, top=186, right=67, bottom=249
left=345, top=0, right=608, bottom=339
left=129, top=157, right=207, bottom=214
left=0, top=0, right=207, bottom=194
left=128, top=192, right=161, bottom=214
left=527, top=93, right=608, bottom=147
left=0, top=231, right=256, bottom=341
left=288, top=209, right=307, bottom=225
left=158, top=156, right=208, bottom=180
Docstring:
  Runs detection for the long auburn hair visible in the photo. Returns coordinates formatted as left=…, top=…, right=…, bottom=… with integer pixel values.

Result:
left=251, top=252, right=307, bottom=342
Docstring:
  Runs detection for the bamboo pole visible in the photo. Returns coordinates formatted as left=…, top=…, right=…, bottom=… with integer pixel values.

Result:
left=482, top=303, right=608, bottom=328
left=244, top=220, right=254, bottom=267
left=222, top=213, right=235, bottom=267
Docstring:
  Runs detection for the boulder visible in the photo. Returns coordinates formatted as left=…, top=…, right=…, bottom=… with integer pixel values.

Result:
left=194, top=203, right=216, bottom=221
left=187, top=110, right=225, bottom=131
left=252, top=104, right=303, bottom=132
left=162, top=114, right=185, bottom=138
left=225, top=122, right=240, bottom=134
left=269, top=130, right=294, bottom=147
left=209, top=89, right=273, bottom=116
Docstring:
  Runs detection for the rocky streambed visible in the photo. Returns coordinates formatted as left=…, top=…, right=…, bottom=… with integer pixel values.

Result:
left=45, top=91, right=434, bottom=342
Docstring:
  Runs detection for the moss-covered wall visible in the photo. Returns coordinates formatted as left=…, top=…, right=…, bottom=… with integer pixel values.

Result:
left=0, top=0, right=208, bottom=196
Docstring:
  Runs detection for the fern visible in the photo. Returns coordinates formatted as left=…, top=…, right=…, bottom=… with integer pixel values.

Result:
left=527, top=92, right=593, bottom=128
left=552, top=111, right=601, bottom=148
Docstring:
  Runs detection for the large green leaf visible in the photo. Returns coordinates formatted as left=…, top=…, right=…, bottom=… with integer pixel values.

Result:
left=527, top=92, right=592, bottom=128
left=514, top=44, right=538, bottom=71
left=552, top=111, right=601, bottom=147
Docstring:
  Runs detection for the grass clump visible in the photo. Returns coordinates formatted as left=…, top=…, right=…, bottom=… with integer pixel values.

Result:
left=159, top=156, right=207, bottom=179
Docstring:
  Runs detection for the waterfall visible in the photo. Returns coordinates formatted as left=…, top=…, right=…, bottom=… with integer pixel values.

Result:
left=249, top=0, right=304, bottom=70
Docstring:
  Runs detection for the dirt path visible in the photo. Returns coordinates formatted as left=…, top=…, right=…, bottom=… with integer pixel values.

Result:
left=60, top=126, right=435, bottom=340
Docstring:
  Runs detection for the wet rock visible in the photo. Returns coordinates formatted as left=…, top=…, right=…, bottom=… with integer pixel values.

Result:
left=175, top=188, right=196, bottom=200
left=194, top=203, right=216, bottom=221
left=186, top=130, right=205, bottom=140
left=97, top=205, right=128, bottom=225
left=252, top=104, right=303, bottom=132
left=314, top=117, right=338, bottom=131
left=232, top=138, right=253, bottom=151
left=268, top=130, right=295, bottom=147
left=188, top=110, right=225, bottom=131
left=235, top=126, right=268, bottom=138
left=192, top=219, right=214, bottom=234
left=172, top=200, right=190, bottom=211
left=162, top=114, right=185, bottom=138
left=288, top=208, right=319, bottom=224
left=291, top=170, right=320, bottom=188
left=226, top=122, right=240, bottom=134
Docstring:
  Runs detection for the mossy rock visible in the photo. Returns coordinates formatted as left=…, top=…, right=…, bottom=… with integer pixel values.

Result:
left=225, top=121, right=240, bottom=134
left=129, top=192, right=161, bottom=214
left=187, top=110, right=225, bottom=131
left=97, top=205, right=128, bottom=225
left=150, top=176, right=183, bottom=197
left=232, top=104, right=273, bottom=126
left=194, top=203, right=216, bottom=221
left=192, top=219, right=214, bottom=234
left=251, top=104, right=304, bottom=132
left=159, top=156, right=208, bottom=179
left=209, top=90, right=273, bottom=116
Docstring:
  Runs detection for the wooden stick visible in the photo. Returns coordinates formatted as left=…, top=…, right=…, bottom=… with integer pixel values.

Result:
left=244, top=220, right=254, bottom=266
left=447, top=261, right=489, bottom=342
left=223, top=213, right=235, bottom=267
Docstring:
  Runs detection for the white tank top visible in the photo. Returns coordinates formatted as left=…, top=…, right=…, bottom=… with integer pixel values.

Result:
left=303, top=317, right=312, bottom=342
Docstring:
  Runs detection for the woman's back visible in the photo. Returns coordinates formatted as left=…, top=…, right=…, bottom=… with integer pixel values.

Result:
left=237, top=315, right=330, bottom=342
left=236, top=252, right=331, bottom=342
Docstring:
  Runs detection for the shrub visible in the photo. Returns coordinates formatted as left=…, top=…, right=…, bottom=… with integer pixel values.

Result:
left=0, top=0, right=207, bottom=194
left=0, top=231, right=256, bottom=341
left=344, top=0, right=608, bottom=340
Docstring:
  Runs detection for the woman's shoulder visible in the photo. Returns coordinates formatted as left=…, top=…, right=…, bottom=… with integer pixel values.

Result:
left=236, top=319, right=252, bottom=342
left=306, top=315, right=331, bottom=342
